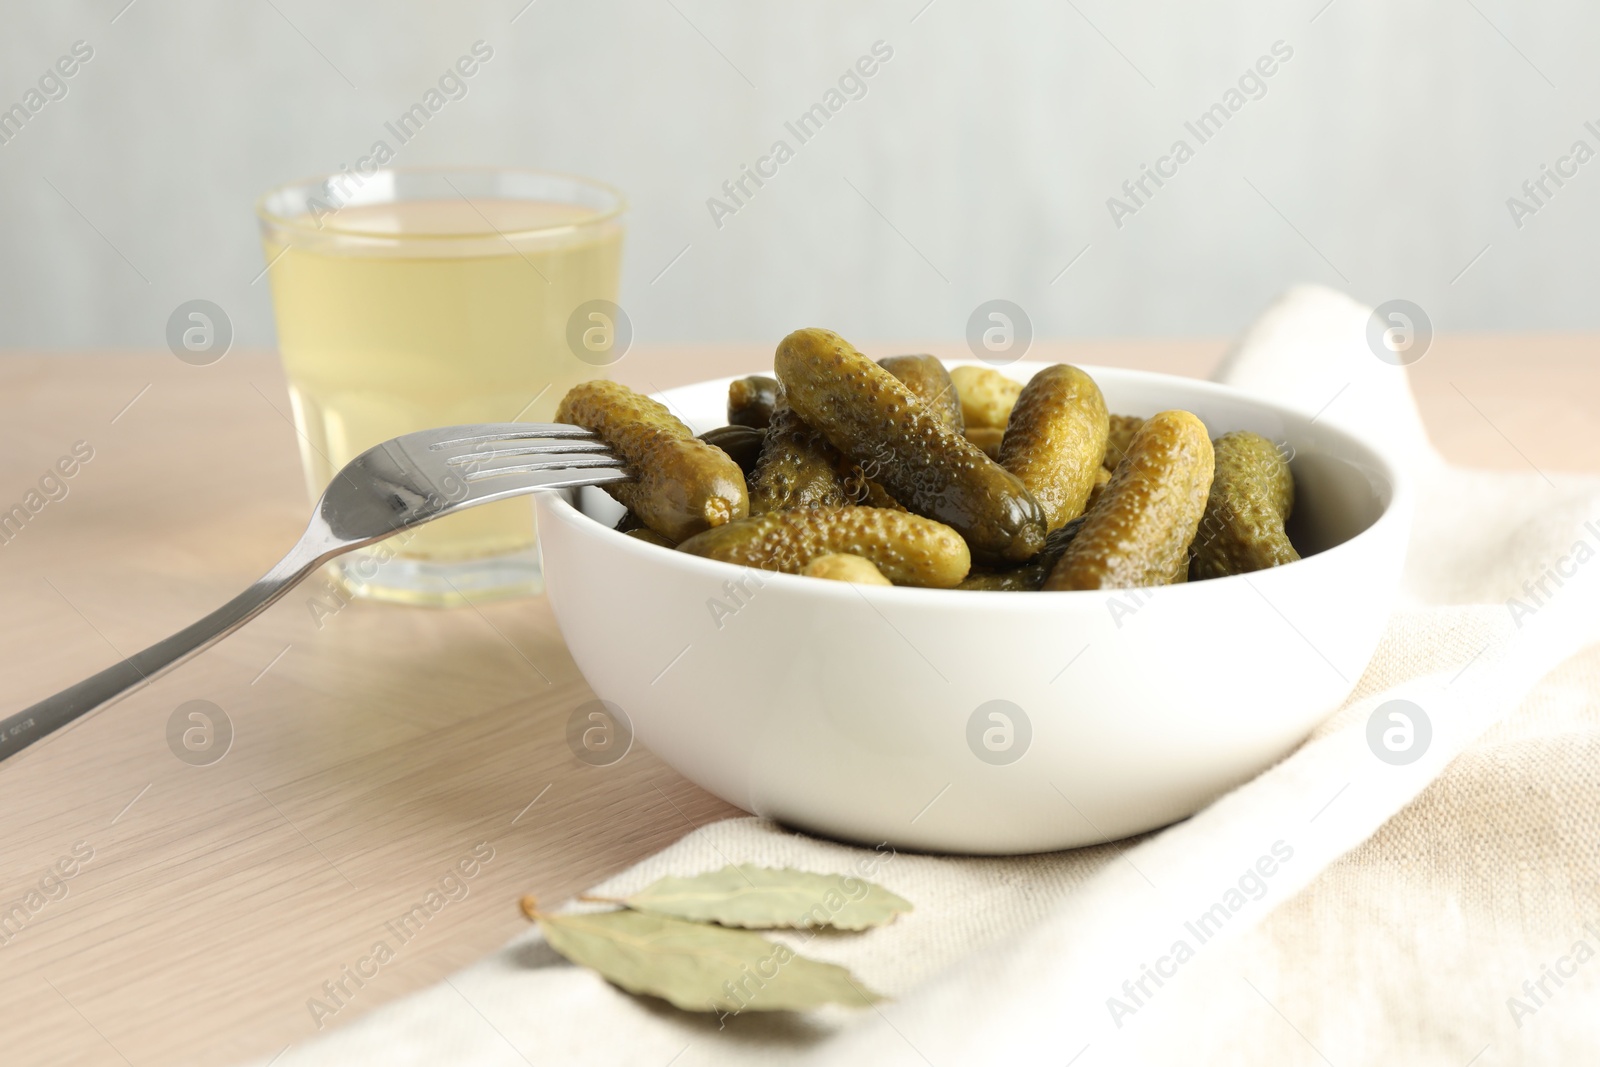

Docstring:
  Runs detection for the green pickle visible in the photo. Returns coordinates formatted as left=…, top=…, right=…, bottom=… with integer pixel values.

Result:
left=1189, top=431, right=1300, bottom=580
left=1044, top=410, right=1214, bottom=590
left=727, top=375, right=780, bottom=429
left=677, top=505, right=971, bottom=588
left=949, top=365, right=1022, bottom=430
left=998, top=364, right=1109, bottom=532
left=746, top=397, right=854, bottom=513
left=775, top=328, right=1047, bottom=564
left=879, top=354, right=963, bottom=431
left=556, top=380, right=749, bottom=543
left=1104, top=414, right=1145, bottom=470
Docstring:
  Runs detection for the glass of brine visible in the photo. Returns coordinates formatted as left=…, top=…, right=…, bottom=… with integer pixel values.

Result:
left=255, top=167, right=626, bottom=606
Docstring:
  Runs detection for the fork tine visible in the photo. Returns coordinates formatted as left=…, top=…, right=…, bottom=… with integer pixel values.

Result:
left=459, top=452, right=629, bottom=482
left=445, top=439, right=613, bottom=466
left=425, top=423, right=598, bottom=452
left=512, top=467, right=631, bottom=491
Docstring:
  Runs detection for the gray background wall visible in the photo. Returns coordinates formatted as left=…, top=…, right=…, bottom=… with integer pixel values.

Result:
left=0, top=0, right=1591, bottom=349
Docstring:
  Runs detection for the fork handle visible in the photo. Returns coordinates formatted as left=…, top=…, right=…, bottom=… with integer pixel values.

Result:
left=0, top=528, right=337, bottom=764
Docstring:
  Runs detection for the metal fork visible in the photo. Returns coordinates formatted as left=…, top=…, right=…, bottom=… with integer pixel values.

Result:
left=0, top=423, right=627, bottom=764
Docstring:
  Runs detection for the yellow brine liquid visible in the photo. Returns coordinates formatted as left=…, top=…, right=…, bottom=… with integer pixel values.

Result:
left=262, top=198, right=623, bottom=604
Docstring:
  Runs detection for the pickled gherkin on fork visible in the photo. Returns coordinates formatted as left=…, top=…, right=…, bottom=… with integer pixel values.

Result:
left=698, top=424, right=766, bottom=476
left=556, top=380, right=749, bottom=543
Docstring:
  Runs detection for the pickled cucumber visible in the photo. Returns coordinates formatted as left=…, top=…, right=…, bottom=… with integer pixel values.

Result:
left=727, top=375, right=780, bottom=429
left=879, top=354, right=963, bottom=431
left=775, top=329, right=1047, bottom=564
left=949, top=365, right=1022, bottom=430
left=746, top=396, right=853, bottom=513
left=1044, top=410, right=1214, bottom=590
left=1104, top=414, right=1144, bottom=470
left=698, top=424, right=765, bottom=476
left=802, top=553, right=893, bottom=585
left=677, top=505, right=971, bottom=588
left=1189, top=431, right=1300, bottom=580
left=556, top=380, right=749, bottom=543
left=998, top=365, right=1109, bottom=532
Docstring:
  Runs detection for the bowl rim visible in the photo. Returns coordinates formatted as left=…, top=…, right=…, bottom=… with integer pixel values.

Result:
left=538, top=363, right=1414, bottom=603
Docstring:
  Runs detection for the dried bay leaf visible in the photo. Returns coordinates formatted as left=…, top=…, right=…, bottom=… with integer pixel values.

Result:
left=615, top=864, right=912, bottom=931
left=535, top=907, right=880, bottom=1013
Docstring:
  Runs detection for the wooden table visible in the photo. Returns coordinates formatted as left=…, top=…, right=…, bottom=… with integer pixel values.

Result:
left=1, top=336, right=1595, bottom=1066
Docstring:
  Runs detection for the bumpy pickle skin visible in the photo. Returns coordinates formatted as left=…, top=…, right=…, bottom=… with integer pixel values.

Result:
left=1189, top=431, right=1300, bottom=580
left=998, top=365, right=1110, bottom=532
left=1044, top=410, right=1214, bottom=591
left=872, top=354, right=961, bottom=498
left=802, top=553, right=893, bottom=585
left=949, top=365, right=1023, bottom=430
left=556, top=380, right=749, bottom=543
left=1104, top=414, right=1145, bottom=470
left=727, top=375, right=780, bottom=429
left=879, top=355, right=964, bottom=431
left=746, top=396, right=854, bottom=513
left=775, top=329, right=1047, bottom=564
left=677, top=505, right=971, bottom=588
left=698, top=424, right=766, bottom=476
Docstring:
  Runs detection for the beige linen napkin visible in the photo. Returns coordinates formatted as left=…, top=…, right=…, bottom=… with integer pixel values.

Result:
left=259, top=286, right=1600, bottom=1066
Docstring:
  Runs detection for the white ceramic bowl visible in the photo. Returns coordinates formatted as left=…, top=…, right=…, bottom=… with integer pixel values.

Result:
left=536, top=363, right=1412, bottom=855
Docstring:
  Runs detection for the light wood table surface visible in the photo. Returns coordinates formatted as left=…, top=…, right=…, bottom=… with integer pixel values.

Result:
left=1, top=336, right=1595, bottom=1066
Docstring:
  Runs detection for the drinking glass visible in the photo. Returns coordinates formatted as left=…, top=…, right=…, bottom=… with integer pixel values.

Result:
left=256, top=167, right=626, bottom=606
